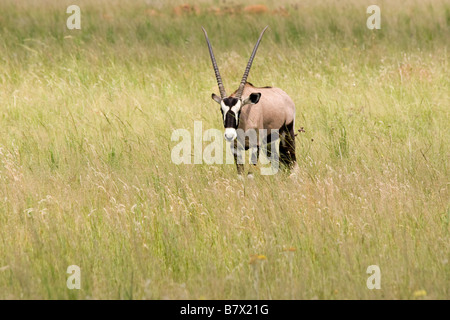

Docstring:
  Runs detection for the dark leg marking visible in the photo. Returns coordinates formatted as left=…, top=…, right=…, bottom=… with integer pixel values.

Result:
left=261, top=132, right=273, bottom=159
left=279, top=121, right=296, bottom=170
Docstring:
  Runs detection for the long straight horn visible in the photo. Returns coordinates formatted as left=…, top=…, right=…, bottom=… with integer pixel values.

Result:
left=202, top=27, right=227, bottom=99
left=235, top=26, right=269, bottom=99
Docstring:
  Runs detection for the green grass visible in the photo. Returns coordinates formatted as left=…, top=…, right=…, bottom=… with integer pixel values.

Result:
left=0, top=0, right=449, bottom=299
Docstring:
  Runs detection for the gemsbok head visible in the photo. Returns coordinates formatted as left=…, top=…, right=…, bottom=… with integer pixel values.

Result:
left=202, top=26, right=297, bottom=176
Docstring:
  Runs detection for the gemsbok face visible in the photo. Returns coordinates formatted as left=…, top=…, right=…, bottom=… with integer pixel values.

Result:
left=202, top=26, right=297, bottom=175
left=218, top=94, right=261, bottom=142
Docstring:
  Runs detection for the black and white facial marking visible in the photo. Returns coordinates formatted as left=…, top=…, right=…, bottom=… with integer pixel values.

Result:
left=212, top=93, right=261, bottom=142
left=221, top=97, right=241, bottom=141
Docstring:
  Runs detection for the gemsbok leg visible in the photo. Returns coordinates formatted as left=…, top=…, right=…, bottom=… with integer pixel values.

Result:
left=247, top=145, right=260, bottom=177
left=279, top=121, right=297, bottom=169
left=231, top=140, right=245, bottom=175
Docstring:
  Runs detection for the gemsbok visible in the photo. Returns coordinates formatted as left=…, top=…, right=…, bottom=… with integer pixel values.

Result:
left=202, top=26, right=296, bottom=176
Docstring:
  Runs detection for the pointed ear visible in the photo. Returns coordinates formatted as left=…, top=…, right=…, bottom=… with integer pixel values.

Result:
left=242, top=93, right=261, bottom=106
left=211, top=93, right=221, bottom=104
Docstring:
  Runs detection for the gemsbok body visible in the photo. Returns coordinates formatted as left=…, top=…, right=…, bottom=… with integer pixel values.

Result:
left=202, top=26, right=296, bottom=175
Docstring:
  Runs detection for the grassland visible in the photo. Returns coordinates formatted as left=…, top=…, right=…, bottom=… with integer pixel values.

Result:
left=0, top=0, right=449, bottom=299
